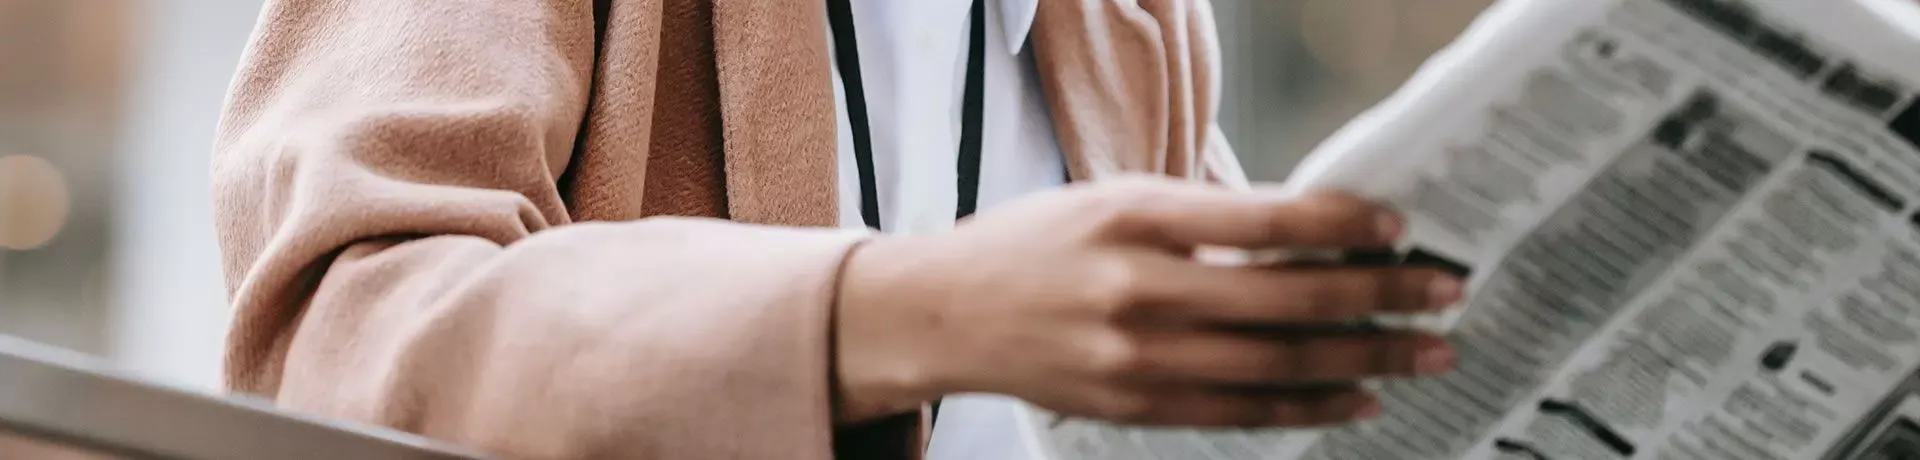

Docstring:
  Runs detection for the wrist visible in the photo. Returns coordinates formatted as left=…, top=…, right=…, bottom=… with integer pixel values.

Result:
left=832, top=235, right=955, bottom=423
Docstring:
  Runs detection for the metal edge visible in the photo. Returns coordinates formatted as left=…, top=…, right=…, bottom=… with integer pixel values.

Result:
left=0, top=335, right=488, bottom=460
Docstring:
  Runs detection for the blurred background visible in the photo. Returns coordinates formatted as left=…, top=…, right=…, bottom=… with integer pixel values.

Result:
left=0, top=0, right=1493, bottom=391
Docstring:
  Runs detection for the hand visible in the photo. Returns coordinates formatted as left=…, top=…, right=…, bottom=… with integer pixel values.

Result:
left=832, top=177, right=1462, bottom=427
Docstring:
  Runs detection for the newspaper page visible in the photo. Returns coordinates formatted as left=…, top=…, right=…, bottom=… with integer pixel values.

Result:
left=1016, top=0, right=1920, bottom=458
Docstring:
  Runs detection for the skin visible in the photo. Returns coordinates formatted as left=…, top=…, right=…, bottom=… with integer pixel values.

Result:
left=833, top=176, right=1464, bottom=428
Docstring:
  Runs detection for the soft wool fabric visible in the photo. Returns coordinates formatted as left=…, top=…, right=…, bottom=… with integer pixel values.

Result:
left=640, top=0, right=728, bottom=219
left=210, top=0, right=1242, bottom=459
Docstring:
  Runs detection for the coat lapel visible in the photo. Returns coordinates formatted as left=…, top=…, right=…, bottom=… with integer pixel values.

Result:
left=1029, top=0, right=1170, bottom=181
left=701, top=0, right=1214, bottom=227
left=1031, top=0, right=1218, bottom=182
left=711, top=0, right=841, bottom=227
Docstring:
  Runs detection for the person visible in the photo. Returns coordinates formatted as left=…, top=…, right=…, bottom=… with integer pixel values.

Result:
left=209, top=0, right=1463, bottom=459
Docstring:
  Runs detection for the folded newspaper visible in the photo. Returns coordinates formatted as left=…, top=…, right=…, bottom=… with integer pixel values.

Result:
left=1015, top=0, right=1920, bottom=458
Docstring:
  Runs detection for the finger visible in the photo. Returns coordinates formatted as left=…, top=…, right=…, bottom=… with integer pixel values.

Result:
left=1122, top=385, right=1379, bottom=428
left=1100, top=182, right=1402, bottom=249
left=1133, top=330, right=1453, bottom=385
left=1129, top=257, right=1464, bottom=323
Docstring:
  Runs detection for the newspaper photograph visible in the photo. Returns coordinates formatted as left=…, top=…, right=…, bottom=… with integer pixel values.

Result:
left=1015, top=0, right=1920, bottom=458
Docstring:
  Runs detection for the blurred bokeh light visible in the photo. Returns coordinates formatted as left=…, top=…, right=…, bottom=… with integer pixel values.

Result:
left=0, top=155, right=70, bottom=251
left=1, top=0, right=131, bottom=361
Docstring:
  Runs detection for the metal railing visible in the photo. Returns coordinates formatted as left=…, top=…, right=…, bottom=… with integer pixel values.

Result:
left=0, top=335, right=485, bottom=460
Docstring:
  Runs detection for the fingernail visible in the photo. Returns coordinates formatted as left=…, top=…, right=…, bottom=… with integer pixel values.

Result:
left=1428, top=276, right=1463, bottom=308
left=1375, top=211, right=1404, bottom=241
left=1354, top=399, right=1383, bottom=419
left=1416, top=345, right=1456, bottom=375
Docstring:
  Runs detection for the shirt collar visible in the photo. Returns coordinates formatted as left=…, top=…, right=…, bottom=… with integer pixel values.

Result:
left=999, top=0, right=1039, bottom=54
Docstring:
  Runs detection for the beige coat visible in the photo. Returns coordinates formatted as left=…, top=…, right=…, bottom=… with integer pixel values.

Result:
left=211, top=0, right=1245, bottom=458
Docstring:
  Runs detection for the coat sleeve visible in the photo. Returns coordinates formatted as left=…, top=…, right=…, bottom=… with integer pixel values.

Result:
left=211, top=1, right=872, bottom=458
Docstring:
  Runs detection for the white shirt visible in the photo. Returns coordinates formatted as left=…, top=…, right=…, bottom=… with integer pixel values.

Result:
left=828, top=0, right=1064, bottom=233
left=825, top=0, right=1057, bottom=459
